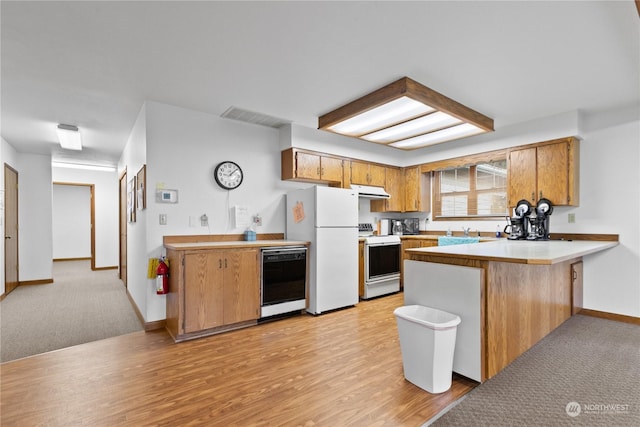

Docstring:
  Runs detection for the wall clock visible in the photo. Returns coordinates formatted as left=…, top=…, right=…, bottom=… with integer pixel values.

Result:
left=214, top=161, right=243, bottom=190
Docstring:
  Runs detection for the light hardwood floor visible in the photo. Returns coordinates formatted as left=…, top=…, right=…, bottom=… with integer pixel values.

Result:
left=0, top=292, right=476, bottom=426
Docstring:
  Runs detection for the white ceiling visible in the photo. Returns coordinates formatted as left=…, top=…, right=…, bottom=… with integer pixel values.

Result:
left=2, top=1, right=638, bottom=166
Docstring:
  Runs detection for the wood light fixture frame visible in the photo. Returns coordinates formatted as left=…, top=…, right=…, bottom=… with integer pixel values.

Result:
left=318, top=77, right=494, bottom=150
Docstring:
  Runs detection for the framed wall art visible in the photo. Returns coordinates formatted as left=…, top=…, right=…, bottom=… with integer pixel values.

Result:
left=136, top=165, right=146, bottom=210
left=127, top=176, right=136, bottom=223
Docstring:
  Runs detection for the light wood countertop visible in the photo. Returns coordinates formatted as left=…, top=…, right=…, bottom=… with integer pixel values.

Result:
left=164, top=240, right=309, bottom=250
left=406, top=239, right=618, bottom=265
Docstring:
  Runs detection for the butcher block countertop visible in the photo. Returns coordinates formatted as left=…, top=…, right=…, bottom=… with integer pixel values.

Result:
left=406, top=239, right=618, bottom=265
left=164, top=240, right=309, bottom=251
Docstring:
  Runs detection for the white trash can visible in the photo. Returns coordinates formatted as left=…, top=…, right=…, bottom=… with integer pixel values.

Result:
left=394, top=305, right=461, bottom=394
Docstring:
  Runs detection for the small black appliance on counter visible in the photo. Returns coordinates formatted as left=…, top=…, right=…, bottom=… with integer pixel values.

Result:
left=527, top=198, right=553, bottom=240
left=504, top=200, right=531, bottom=240
left=504, top=198, right=554, bottom=240
left=400, top=218, right=420, bottom=235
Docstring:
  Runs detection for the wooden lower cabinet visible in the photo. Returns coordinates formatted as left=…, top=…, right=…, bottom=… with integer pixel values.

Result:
left=571, top=260, right=583, bottom=315
left=400, top=239, right=437, bottom=287
left=166, top=247, right=260, bottom=342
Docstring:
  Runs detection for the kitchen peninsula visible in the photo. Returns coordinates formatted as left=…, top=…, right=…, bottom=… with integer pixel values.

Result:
left=404, top=238, right=617, bottom=383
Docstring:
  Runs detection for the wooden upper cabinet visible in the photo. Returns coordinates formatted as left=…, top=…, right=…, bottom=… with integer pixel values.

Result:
left=508, top=147, right=537, bottom=206
left=537, top=142, right=571, bottom=205
left=368, top=164, right=386, bottom=187
left=404, top=166, right=431, bottom=213
left=371, top=167, right=403, bottom=212
left=507, top=137, right=579, bottom=207
left=295, top=151, right=321, bottom=180
left=350, top=161, right=370, bottom=185
left=320, top=156, right=344, bottom=183
left=350, top=161, right=386, bottom=187
left=281, top=148, right=344, bottom=186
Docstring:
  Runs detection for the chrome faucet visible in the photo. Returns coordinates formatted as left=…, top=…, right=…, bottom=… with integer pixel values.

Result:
left=462, top=227, right=470, bottom=236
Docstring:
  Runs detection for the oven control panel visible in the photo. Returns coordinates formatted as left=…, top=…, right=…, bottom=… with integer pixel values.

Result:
left=358, top=223, right=374, bottom=236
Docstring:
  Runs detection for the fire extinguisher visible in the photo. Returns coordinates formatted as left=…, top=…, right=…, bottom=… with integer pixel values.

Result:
left=156, top=257, right=169, bottom=295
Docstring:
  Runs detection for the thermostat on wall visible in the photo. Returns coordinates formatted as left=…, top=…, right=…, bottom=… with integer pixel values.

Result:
left=156, top=189, right=178, bottom=203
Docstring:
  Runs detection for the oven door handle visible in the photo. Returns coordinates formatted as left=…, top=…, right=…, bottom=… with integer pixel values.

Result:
left=365, top=242, right=401, bottom=247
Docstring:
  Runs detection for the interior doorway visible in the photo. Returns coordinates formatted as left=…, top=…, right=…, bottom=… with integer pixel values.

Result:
left=52, top=183, right=95, bottom=269
left=4, top=164, right=19, bottom=295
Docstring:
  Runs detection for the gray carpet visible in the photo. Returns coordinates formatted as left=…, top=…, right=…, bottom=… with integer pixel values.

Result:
left=429, top=314, right=640, bottom=426
left=0, top=260, right=143, bottom=362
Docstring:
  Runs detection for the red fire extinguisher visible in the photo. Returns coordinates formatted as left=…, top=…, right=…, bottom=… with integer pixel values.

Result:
left=156, top=257, right=169, bottom=295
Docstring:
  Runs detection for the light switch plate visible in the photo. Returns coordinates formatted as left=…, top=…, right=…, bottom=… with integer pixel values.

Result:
left=159, top=214, right=167, bottom=225
left=568, top=213, right=576, bottom=223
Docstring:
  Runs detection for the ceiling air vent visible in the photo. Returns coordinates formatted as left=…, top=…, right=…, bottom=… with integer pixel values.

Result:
left=221, top=107, right=292, bottom=129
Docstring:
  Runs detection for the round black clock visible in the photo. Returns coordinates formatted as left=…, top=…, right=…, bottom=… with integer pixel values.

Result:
left=214, top=161, right=243, bottom=190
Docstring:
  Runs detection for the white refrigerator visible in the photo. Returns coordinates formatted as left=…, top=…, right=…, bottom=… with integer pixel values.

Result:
left=286, top=186, right=359, bottom=314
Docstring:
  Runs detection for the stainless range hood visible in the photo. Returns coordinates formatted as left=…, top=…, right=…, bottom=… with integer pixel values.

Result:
left=350, top=184, right=390, bottom=199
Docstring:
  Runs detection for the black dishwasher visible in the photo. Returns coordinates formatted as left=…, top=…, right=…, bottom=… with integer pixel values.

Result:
left=260, top=247, right=307, bottom=318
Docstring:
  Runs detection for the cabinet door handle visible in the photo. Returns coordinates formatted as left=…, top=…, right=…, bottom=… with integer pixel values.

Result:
left=224, top=259, right=228, bottom=269
left=531, top=191, right=535, bottom=201
left=219, top=259, right=222, bottom=269
left=317, top=167, right=320, bottom=176
left=540, top=191, right=543, bottom=199
left=572, top=270, right=578, bottom=280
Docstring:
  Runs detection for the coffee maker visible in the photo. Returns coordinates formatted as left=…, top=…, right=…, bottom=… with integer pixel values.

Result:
left=505, top=199, right=532, bottom=240
left=527, top=198, right=553, bottom=240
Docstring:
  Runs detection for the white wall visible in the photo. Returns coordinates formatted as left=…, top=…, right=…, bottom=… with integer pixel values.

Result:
left=52, top=184, right=91, bottom=259
left=577, top=109, right=639, bottom=316
left=118, top=101, right=306, bottom=322
left=52, top=167, right=119, bottom=268
left=16, top=153, right=53, bottom=282
left=118, top=104, right=148, bottom=319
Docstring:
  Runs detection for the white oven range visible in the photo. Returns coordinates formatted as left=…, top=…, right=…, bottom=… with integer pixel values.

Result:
left=363, top=235, right=401, bottom=299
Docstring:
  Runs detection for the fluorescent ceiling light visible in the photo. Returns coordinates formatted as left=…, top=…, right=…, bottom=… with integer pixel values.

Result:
left=52, top=161, right=116, bottom=172
left=362, top=111, right=462, bottom=143
left=389, top=123, right=485, bottom=149
left=327, top=97, right=434, bottom=136
left=318, top=77, right=494, bottom=150
left=56, top=124, right=82, bottom=150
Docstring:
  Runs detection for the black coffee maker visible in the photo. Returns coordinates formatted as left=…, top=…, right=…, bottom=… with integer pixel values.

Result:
left=527, top=198, right=554, bottom=240
left=504, top=199, right=532, bottom=240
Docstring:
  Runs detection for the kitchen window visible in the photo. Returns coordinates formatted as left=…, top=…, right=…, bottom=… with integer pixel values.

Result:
left=433, top=159, right=507, bottom=219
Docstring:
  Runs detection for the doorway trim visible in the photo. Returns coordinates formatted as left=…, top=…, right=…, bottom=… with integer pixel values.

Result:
left=3, top=163, right=19, bottom=298
left=53, top=182, right=96, bottom=270
left=119, top=169, right=127, bottom=288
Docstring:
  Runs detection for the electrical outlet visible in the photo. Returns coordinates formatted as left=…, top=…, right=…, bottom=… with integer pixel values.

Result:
left=159, top=214, right=167, bottom=225
left=200, top=214, right=208, bottom=227
left=253, top=214, right=262, bottom=226
left=568, top=213, right=576, bottom=223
